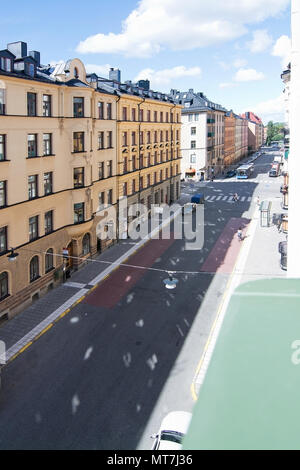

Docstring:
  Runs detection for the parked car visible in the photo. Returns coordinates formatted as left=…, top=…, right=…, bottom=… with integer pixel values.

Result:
left=151, top=411, right=192, bottom=450
left=225, top=170, right=236, bottom=178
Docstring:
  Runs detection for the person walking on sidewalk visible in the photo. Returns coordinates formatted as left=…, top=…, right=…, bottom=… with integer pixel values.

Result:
left=237, top=227, right=243, bottom=241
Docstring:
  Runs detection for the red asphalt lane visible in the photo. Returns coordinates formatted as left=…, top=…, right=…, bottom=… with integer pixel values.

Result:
left=84, top=237, right=176, bottom=308
left=200, top=217, right=250, bottom=274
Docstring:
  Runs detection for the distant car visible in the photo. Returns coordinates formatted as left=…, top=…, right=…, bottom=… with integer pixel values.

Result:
left=151, top=411, right=192, bottom=450
left=225, top=170, right=236, bottom=178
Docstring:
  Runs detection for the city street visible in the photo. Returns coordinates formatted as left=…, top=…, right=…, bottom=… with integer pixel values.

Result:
left=0, top=149, right=283, bottom=450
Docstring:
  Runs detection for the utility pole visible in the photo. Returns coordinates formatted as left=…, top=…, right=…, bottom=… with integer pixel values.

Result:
left=287, top=0, right=300, bottom=277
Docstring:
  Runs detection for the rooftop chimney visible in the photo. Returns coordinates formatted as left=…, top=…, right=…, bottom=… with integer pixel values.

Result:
left=109, top=67, right=121, bottom=82
left=7, top=41, right=27, bottom=59
left=29, top=50, right=40, bottom=67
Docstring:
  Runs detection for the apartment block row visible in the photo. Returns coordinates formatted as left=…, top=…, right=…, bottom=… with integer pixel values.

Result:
left=170, top=88, right=265, bottom=180
left=0, top=41, right=181, bottom=319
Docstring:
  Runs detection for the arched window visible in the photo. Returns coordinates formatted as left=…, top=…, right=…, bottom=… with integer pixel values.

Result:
left=30, top=256, right=39, bottom=282
left=82, top=233, right=90, bottom=255
left=45, top=248, right=54, bottom=273
left=74, top=67, right=79, bottom=79
left=0, top=271, right=8, bottom=300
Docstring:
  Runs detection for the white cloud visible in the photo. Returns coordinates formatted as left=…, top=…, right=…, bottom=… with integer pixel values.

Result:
left=246, top=29, right=273, bottom=53
left=134, top=65, right=201, bottom=88
left=252, top=94, right=285, bottom=123
left=219, top=82, right=237, bottom=88
left=272, top=35, right=291, bottom=68
left=76, top=0, right=290, bottom=58
left=233, top=58, right=247, bottom=68
left=85, top=63, right=113, bottom=77
left=234, top=67, right=265, bottom=81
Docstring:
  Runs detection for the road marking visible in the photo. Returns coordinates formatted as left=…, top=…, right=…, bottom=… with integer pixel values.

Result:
left=216, top=196, right=222, bottom=201
left=240, top=196, right=246, bottom=201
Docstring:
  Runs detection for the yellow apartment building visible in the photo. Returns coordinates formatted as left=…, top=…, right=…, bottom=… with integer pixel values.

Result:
left=0, top=41, right=118, bottom=319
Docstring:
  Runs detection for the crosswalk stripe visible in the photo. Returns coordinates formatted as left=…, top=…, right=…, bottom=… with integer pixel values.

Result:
left=240, top=196, right=246, bottom=201
left=222, top=196, right=228, bottom=201
left=216, top=196, right=222, bottom=201
left=209, top=196, right=216, bottom=201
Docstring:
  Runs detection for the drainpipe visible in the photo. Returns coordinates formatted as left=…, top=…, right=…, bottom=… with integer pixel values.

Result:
left=137, top=97, right=146, bottom=204
left=115, top=91, right=121, bottom=242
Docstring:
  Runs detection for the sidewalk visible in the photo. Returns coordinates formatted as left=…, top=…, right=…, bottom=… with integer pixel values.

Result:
left=191, top=187, right=286, bottom=397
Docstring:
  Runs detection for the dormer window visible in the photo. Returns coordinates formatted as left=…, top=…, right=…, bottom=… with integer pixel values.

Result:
left=74, top=67, right=79, bottom=79
left=25, top=63, right=35, bottom=77
left=0, top=57, right=12, bottom=72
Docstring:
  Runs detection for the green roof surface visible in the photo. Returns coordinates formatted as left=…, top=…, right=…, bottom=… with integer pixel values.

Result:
left=183, top=278, right=300, bottom=450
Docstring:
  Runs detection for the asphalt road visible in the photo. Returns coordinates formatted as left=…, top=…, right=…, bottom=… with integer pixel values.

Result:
left=0, top=149, right=278, bottom=449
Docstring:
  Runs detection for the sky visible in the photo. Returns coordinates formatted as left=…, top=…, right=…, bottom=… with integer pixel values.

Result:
left=0, top=0, right=291, bottom=124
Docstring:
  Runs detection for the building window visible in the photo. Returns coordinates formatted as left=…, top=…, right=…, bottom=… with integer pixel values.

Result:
left=0, top=135, right=5, bottom=160
left=160, top=131, right=163, bottom=142
left=107, top=160, right=113, bottom=177
left=44, top=172, right=53, bottom=195
left=191, top=127, right=196, bottom=135
left=73, top=167, right=85, bottom=188
left=74, top=203, right=84, bottom=224
left=154, top=131, right=157, bottom=143
left=123, top=157, right=128, bottom=173
left=147, top=110, right=151, bottom=122
left=73, top=132, right=84, bottom=152
left=27, top=92, right=37, bottom=116
left=107, top=189, right=113, bottom=205
left=160, top=169, right=163, bottom=181
left=139, top=109, right=144, bottom=122
left=0, top=89, right=5, bottom=115
left=166, top=112, right=169, bottom=123
left=154, top=172, right=157, bottom=184
left=107, top=102, right=112, bottom=120
left=147, top=131, right=151, bottom=144
left=166, top=149, right=169, bottom=161
left=30, top=256, right=39, bottom=282
left=98, top=101, right=104, bottom=119
left=147, top=174, right=151, bottom=187
left=98, top=131, right=104, bottom=150
left=123, top=182, right=127, bottom=196
left=0, top=57, right=12, bottom=72
left=82, top=233, right=90, bottom=255
left=43, top=133, right=52, bottom=156
left=166, top=130, right=169, bottom=141
left=131, top=131, right=136, bottom=146
left=132, top=179, right=136, bottom=193
left=140, top=131, right=144, bottom=145
left=146, top=153, right=151, bottom=166
left=132, top=108, right=136, bottom=121
left=194, top=113, right=199, bottom=121
left=122, top=107, right=127, bottom=121
left=170, top=113, right=174, bottom=123
left=28, top=175, right=38, bottom=199
left=45, top=210, right=53, bottom=234
left=122, top=132, right=128, bottom=147
left=166, top=168, right=169, bottom=179
left=139, top=176, right=143, bottom=189
left=45, top=248, right=54, bottom=273
left=43, top=95, right=52, bottom=117
left=107, top=131, right=113, bottom=148
left=0, top=181, right=7, bottom=207
left=160, top=112, right=163, bottom=122
left=29, top=216, right=39, bottom=241
left=28, top=134, right=38, bottom=157
left=191, top=141, right=196, bottom=149
left=0, top=271, right=8, bottom=300
left=0, top=226, right=7, bottom=254
left=98, top=162, right=104, bottom=180
left=190, top=154, right=196, bottom=163
left=188, top=114, right=193, bottom=122
left=139, top=154, right=143, bottom=169
left=98, top=192, right=105, bottom=210
left=73, top=97, right=84, bottom=118
left=154, top=151, right=157, bottom=164
left=154, top=111, right=157, bottom=122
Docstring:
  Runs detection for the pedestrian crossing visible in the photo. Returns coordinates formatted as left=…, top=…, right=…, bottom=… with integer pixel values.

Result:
left=205, top=195, right=253, bottom=203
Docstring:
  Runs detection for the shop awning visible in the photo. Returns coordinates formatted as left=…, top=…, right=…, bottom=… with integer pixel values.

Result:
left=185, top=168, right=196, bottom=174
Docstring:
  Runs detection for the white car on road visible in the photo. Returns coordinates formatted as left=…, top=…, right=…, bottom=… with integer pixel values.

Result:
left=151, top=411, right=192, bottom=450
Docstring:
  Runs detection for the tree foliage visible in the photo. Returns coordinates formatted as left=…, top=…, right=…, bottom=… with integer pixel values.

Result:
left=266, top=121, right=285, bottom=145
